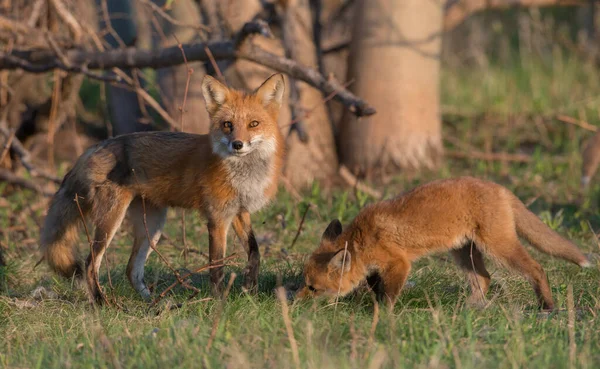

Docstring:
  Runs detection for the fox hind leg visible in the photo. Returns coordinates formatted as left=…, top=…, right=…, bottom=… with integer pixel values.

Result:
left=87, top=189, right=133, bottom=304
left=477, top=227, right=555, bottom=310
left=126, top=197, right=167, bottom=300
left=232, top=211, right=260, bottom=293
left=451, top=242, right=491, bottom=307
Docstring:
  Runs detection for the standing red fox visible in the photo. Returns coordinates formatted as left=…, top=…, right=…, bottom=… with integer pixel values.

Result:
left=297, top=177, right=591, bottom=310
left=39, top=74, right=285, bottom=303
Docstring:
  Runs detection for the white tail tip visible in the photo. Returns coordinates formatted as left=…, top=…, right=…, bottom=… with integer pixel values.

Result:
left=581, top=176, right=591, bottom=187
left=580, top=260, right=592, bottom=268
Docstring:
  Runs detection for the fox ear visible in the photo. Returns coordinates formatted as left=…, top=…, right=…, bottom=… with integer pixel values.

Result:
left=255, top=73, right=285, bottom=110
left=202, top=75, right=229, bottom=113
left=322, top=219, right=342, bottom=242
left=329, top=249, right=351, bottom=273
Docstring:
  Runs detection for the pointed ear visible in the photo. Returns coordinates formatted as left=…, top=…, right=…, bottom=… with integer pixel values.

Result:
left=202, top=75, right=229, bottom=113
left=254, top=73, right=285, bottom=110
left=322, top=219, right=342, bottom=242
left=328, top=249, right=351, bottom=273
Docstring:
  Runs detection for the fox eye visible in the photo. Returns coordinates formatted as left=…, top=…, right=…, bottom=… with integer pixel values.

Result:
left=249, top=120, right=259, bottom=128
left=223, top=121, right=233, bottom=129
left=307, top=285, right=316, bottom=292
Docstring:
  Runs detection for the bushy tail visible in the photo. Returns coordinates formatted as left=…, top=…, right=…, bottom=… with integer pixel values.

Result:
left=510, top=195, right=591, bottom=267
left=39, top=159, right=95, bottom=278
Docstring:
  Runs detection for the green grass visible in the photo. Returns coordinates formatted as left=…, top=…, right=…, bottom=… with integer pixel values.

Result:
left=3, top=48, right=600, bottom=369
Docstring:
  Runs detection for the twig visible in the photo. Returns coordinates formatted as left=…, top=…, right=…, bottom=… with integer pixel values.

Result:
left=47, top=70, right=62, bottom=170
left=49, top=0, right=83, bottom=43
left=149, top=254, right=238, bottom=308
left=100, top=0, right=127, bottom=48
left=276, top=286, right=301, bottom=369
left=173, top=33, right=194, bottom=264
left=339, top=165, right=382, bottom=199
left=74, top=193, right=110, bottom=306
left=289, top=203, right=311, bottom=249
left=0, top=127, right=14, bottom=163
left=207, top=273, right=237, bottom=351
left=113, top=69, right=178, bottom=129
left=27, top=0, right=46, bottom=28
left=284, top=78, right=355, bottom=128
left=556, top=114, right=597, bottom=132
left=137, top=0, right=210, bottom=32
left=204, top=46, right=225, bottom=82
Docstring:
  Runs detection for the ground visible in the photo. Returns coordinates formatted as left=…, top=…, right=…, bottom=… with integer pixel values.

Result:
left=2, top=52, right=600, bottom=368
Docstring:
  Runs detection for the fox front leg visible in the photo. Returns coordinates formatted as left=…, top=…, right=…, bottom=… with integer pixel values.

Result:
left=207, top=219, right=229, bottom=296
left=232, top=211, right=260, bottom=293
left=379, top=258, right=412, bottom=309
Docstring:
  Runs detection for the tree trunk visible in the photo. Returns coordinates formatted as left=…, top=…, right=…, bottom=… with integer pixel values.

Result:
left=339, top=0, right=443, bottom=176
left=280, top=0, right=339, bottom=188
left=100, top=0, right=152, bottom=136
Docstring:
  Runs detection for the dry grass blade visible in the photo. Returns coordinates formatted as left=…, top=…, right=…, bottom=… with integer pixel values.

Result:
left=364, top=293, right=380, bottom=360
left=207, top=273, right=238, bottom=351
left=276, top=286, right=301, bottom=369
left=567, top=284, right=576, bottom=369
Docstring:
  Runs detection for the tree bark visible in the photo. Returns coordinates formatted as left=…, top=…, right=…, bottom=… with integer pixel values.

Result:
left=340, top=0, right=444, bottom=176
left=280, top=0, right=339, bottom=188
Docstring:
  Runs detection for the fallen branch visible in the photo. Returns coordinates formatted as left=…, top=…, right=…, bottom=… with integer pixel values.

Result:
left=0, top=21, right=375, bottom=117
left=446, top=149, right=569, bottom=163
left=0, top=168, right=54, bottom=196
left=444, top=0, right=584, bottom=31
left=0, top=123, right=61, bottom=184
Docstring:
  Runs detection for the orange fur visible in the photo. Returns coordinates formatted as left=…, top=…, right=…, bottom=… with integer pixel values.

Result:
left=297, top=177, right=590, bottom=311
left=39, top=74, right=286, bottom=303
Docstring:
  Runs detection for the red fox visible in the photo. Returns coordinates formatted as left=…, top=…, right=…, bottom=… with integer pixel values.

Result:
left=39, top=74, right=285, bottom=303
left=297, top=177, right=591, bottom=310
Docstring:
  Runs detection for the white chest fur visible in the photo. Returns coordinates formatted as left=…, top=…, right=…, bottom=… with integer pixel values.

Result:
left=223, top=148, right=275, bottom=214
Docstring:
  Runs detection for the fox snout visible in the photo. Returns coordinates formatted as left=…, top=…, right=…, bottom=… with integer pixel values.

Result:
left=232, top=140, right=244, bottom=150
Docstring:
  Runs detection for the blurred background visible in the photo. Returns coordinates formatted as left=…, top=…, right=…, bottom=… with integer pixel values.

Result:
left=2, top=0, right=600, bottom=194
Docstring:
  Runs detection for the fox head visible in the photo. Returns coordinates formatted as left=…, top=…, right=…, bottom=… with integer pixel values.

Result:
left=296, top=219, right=358, bottom=300
left=201, top=73, right=285, bottom=158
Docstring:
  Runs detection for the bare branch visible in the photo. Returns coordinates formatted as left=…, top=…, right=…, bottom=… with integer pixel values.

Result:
left=0, top=168, right=54, bottom=196
left=48, top=0, right=83, bottom=43
left=0, top=21, right=375, bottom=117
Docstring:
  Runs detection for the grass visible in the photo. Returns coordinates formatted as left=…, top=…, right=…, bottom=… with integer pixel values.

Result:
left=3, top=40, right=600, bottom=369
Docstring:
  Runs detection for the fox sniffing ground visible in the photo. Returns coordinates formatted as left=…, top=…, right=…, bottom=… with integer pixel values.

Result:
left=39, top=74, right=285, bottom=303
left=297, top=177, right=591, bottom=310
